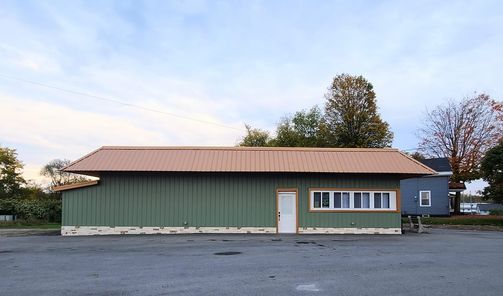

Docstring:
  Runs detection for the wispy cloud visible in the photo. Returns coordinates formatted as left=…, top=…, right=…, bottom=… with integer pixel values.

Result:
left=0, top=0, right=502, bottom=193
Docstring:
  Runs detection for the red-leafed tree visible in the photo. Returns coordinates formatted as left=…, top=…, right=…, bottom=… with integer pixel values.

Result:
left=418, top=93, right=503, bottom=213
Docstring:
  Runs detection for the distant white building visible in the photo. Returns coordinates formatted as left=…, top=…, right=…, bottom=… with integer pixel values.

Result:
left=460, top=203, right=503, bottom=215
left=460, top=203, right=478, bottom=214
left=477, top=203, right=503, bottom=215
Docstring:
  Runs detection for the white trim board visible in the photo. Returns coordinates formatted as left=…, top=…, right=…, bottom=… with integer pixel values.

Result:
left=424, top=171, right=452, bottom=177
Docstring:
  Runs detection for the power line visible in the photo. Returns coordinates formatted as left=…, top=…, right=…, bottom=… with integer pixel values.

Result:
left=0, top=73, right=246, bottom=132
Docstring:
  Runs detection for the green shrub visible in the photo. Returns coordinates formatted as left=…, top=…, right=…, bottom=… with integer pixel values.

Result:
left=0, top=198, right=61, bottom=222
left=44, top=198, right=62, bottom=222
left=0, top=198, right=16, bottom=215
left=489, top=209, right=503, bottom=216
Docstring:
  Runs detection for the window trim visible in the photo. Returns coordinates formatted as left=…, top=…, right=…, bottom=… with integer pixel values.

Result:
left=308, top=188, right=400, bottom=213
left=419, top=190, right=431, bottom=207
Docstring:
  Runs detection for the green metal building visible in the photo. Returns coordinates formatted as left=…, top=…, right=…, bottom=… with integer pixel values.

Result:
left=56, top=146, right=434, bottom=236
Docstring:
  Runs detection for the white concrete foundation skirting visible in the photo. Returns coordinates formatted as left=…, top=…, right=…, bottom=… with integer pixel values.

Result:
left=298, top=227, right=401, bottom=234
left=61, top=226, right=277, bottom=236
left=62, top=226, right=401, bottom=236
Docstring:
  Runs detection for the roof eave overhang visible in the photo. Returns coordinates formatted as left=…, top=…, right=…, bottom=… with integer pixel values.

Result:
left=396, top=173, right=436, bottom=179
left=63, top=170, right=434, bottom=177
left=424, top=171, right=452, bottom=177
left=52, top=180, right=99, bottom=192
left=62, top=170, right=102, bottom=178
left=449, top=188, right=466, bottom=192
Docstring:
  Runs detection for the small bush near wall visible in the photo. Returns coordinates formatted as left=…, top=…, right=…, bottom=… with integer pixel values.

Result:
left=0, top=199, right=16, bottom=216
left=489, top=209, right=503, bottom=216
left=420, top=215, right=503, bottom=227
left=0, top=198, right=61, bottom=223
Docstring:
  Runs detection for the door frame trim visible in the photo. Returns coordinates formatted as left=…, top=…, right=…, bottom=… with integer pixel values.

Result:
left=276, top=188, right=299, bottom=234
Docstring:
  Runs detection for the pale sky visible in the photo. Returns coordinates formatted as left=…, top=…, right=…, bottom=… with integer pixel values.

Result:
left=1, top=0, right=502, bottom=193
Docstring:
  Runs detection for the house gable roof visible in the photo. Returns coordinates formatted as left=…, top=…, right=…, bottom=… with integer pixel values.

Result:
left=63, top=146, right=436, bottom=177
left=419, top=158, right=452, bottom=173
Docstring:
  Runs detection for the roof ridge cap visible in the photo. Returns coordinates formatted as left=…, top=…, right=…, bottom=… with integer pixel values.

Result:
left=100, top=146, right=399, bottom=152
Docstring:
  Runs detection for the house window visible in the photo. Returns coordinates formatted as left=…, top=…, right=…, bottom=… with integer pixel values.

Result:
left=420, top=191, right=431, bottom=207
left=311, top=190, right=397, bottom=211
left=374, top=193, right=381, bottom=209
left=354, top=192, right=362, bottom=208
left=362, top=192, right=370, bottom=208
left=354, top=192, right=370, bottom=208
left=334, top=192, right=341, bottom=208
left=373, top=192, right=390, bottom=208
left=333, top=192, right=350, bottom=208
left=313, top=192, right=321, bottom=208
left=313, top=191, right=331, bottom=209
left=342, top=192, right=350, bottom=208
left=322, top=192, right=330, bottom=208
left=382, top=193, right=390, bottom=208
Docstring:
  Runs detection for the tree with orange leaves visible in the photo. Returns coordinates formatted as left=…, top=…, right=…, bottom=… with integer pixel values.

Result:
left=418, top=93, right=503, bottom=214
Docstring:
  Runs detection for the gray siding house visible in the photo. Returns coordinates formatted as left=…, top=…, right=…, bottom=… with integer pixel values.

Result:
left=400, top=158, right=452, bottom=216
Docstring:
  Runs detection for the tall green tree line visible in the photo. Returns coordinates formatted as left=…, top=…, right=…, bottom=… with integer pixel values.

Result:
left=1, top=144, right=90, bottom=222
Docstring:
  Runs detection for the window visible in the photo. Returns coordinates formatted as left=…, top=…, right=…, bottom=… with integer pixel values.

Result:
left=313, top=191, right=331, bottom=209
left=382, top=193, right=390, bottom=208
left=334, top=192, right=341, bottom=208
left=373, top=192, right=390, bottom=209
left=354, top=192, right=362, bottom=208
left=374, top=193, right=381, bottom=209
left=314, top=192, right=321, bottom=208
left=333, top=192, right=350, bottom=208
left=420, top=191, right=431, bottom=207
left=362, top=192, right=370, bottom=208
left=342, top=192, right=350, bottom=208
left=311, top=190, right=396, bottom=211
left=355, top=192, right=370, bottom=208
left=322, top=192, right=330, bottom=208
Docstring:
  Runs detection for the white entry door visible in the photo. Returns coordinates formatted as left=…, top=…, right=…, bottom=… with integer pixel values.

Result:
left=278, top=191, right=297, bottom=233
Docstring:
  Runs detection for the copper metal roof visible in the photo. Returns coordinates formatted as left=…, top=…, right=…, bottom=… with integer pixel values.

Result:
left=63, top=146, right=435, bottom=176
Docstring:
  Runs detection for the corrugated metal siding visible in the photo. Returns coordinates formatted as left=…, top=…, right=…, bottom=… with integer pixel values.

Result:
left=62, top=173, right=401, bottom=228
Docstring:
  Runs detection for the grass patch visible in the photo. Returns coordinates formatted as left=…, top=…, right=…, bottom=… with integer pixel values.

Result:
left=0, top=221, right=61, bottom=229
left=403, top=215, right=503, bottom=227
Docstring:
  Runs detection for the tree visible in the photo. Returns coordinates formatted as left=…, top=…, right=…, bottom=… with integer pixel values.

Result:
left=324, top=74, right=393, bottom=148
left=274, top=106, right=332, bottom=147
left=238, top=124, right=273, bottom=147
left=418, top=93, right=503, bottom=213
left=404, top=151, right=425, bottom=161
left=41, top=159, right=89, bottom=189
left=0, top=145, right=26, bottom=198
left=480, top=140, right=503, bottom=203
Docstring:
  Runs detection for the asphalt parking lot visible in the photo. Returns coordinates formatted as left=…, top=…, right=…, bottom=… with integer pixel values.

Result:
left=1, top=229, right=502, bottom=296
